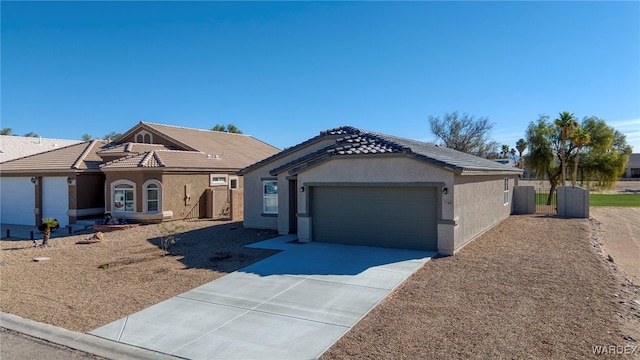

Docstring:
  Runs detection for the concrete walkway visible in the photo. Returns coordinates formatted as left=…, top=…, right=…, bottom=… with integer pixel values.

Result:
left=91, top=235, right=435, bottom=360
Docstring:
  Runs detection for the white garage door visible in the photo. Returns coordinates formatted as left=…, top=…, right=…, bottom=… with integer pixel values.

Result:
left=0, top=177, right=36, bottom=225
left=312, top=186, right=438, bottom=251
left=42, top=177, right=69, bottom=227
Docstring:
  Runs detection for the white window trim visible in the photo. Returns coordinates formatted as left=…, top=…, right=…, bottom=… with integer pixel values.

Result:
left=112, top=179, right=136, bottom=213
left=142, top=179, right=162, bottom=213
left=263, top=180, right=278, bottom=214
left=504, top=178, right=509, bottom=205
left=229, top=175, right=239, bottom=189
left=210, top=174, right=228, bottom=186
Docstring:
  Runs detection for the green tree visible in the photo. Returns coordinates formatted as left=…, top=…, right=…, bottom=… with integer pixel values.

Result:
left=554, top=111, right=579, bottom=186
left=24, top=132, right=39, bottom=138
left=81, top=133, right=92, bottom=141
left=526, top=114, right=631, bottom=203
left=103, top=132, right=122, bottom=142
left=578, top=117, right=631, bottom=188
left=570, top=127, right=590, bottom=186
left=516, top=138, right=527, bottom=169
left=428, top=111, right=498, bottom=157
left=501, top=144, right=511, bottom=159
left=212, top=124, right=243, bottom=134
left=1, top=128, right=12, bottom=135
left=525, top=116, right=561, bottom=205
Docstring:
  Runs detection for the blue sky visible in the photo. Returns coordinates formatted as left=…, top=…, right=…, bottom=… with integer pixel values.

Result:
left=2, top=1, right=639, bottom=152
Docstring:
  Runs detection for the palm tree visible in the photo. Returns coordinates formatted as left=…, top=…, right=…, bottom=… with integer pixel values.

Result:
left=570, top=127, right=591, bottom=186
left=501, top=144, right=510, bottom=159
left=516, top=138, right=527, bottom=169
left=554, top=111, right=579, bottom=186
left=37, top=218, right=59, bottom=246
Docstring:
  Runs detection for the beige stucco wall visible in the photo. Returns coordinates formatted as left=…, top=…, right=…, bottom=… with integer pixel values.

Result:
left=295, top=156, right=455, bottom=248
left=104, top=171, right=241, bottom=223
left=452, top=175, right=516, bottom=252
left=242, top=137, right=338, bottom=230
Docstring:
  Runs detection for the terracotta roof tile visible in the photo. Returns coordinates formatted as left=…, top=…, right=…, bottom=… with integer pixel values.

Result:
left=0, top=140, right=108, bottom=172
left=113, top=122, right=280, bottom=170
left=264, top=126, right=524, bottom=175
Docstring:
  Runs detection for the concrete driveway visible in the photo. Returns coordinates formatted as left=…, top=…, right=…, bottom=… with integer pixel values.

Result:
left=90, top=235, right=435, bottom=360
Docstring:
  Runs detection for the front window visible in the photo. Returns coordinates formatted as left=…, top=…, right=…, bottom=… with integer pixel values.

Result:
left=114, top=184, right=135, bottom=211
left=147, top=184, right=159, bottom=212
left=143, top=179, right=162, bottom=213
left=263, top=180, right=278, bottom=214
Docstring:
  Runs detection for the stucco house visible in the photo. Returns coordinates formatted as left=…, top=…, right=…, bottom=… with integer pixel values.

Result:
left=0, top=122, right=279, bottom=227
left=240, top=126, right=523, bottom=255
left=0, top=140, right=108, bottom=227
left=623, top=153, right=640, bottom=178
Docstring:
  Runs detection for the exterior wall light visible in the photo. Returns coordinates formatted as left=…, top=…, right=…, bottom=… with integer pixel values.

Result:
left=300, top=186, right=305, bottom=192
left=442, top=187, right=448, bottom=195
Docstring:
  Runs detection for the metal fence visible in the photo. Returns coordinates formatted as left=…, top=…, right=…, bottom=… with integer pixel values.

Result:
left=535, top=188, right=558, bottom=215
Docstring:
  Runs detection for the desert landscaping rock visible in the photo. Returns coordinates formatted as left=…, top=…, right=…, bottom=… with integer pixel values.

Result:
left=1, top=220, right=278, bottom=333
left=2, top=208, right=639, bottom=359
left=32, top=257, right=50, bottom=262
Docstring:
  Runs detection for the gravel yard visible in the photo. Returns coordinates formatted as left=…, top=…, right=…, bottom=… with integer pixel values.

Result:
left=1, top=211, right=639, bottom=358
left=0, top=220, right=278, bottom=332
left=322, top=213, right=640, bottom=359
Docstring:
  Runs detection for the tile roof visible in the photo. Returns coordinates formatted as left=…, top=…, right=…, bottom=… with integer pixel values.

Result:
left=0, top=135, right=82, bottom=163
left=97, top=143, right=173, bottom=155
left=0, top=140, right=109, bottom=173
left=266, top=126, right=523, bottom=176
left=116, top=122, right=280, bottom=170
left=101, top=149, right=259, bottom=171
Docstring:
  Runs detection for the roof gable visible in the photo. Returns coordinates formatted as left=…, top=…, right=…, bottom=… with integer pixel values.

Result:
left=114, top=122, right=280, bottom=170
left=263, top=126, right=523, bottom=176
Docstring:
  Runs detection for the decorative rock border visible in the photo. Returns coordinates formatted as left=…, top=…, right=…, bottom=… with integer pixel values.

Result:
left=92, top=224, right=140, bottom=232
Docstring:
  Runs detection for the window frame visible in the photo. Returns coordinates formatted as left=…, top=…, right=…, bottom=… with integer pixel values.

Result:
left=229, top=176, right=239, bottom=190
left=263, top=180, right=278, bottom=214
left=112, top=180, right=136, bottom=212
left=504, top=178, right=509, bottom=205
left=143, top=179, right=162, bottom=213
left=210, top=174, right=228, bottom=186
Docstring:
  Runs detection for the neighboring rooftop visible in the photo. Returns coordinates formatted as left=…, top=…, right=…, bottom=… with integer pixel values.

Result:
left=0, top=140, right=108, bottom=172
left=0, top=135, right=82, bottom=163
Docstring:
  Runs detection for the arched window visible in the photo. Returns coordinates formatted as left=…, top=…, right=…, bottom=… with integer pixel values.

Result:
left=143, top=179, right=162, bottom=213
left=135, top=130, right=153, bottom=144
left=112, top=181, right=135, bottom=212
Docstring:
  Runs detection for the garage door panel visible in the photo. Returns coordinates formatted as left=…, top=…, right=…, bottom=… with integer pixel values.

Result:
left=42, top=177, right=69, bottom=227
left=312, top=186, right=437, bottom=250
left=0, top=177, right=36, bottom=225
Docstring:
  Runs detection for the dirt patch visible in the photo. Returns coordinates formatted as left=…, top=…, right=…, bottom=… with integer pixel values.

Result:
left=0, top=220, right=278, bottom=332
left=322, top=215, right=640, bottom=359
left=590, top=207, right=640, bottom=285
